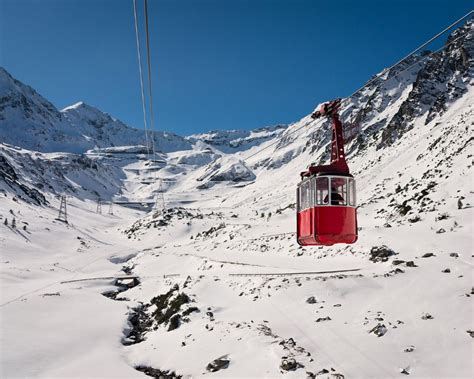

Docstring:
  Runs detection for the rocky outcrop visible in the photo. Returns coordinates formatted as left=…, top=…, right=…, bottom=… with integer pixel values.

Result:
left=379, top=20, right=473, bottom=148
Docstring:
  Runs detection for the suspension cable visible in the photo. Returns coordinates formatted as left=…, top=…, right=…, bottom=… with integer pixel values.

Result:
left=347, top=9, right=473, bottom=99
left=132, top=0, right=150, bottom=158
left=144, top=0, right=157, bottom=158
left=243, top=10, right=473, bottom=163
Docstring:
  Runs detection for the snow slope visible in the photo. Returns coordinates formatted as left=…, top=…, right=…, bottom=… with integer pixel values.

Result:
left=1, top=19, right=473, bottom=379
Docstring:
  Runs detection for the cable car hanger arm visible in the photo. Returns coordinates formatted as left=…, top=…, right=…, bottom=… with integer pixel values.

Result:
left=302, top=98, right=349, bottom=178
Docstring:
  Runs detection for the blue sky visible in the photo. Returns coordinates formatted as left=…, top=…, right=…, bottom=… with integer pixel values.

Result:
left=0, top=0, right=472, bottom=136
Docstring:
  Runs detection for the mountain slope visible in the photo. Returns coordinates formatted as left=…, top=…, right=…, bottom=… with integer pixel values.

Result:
left=0, top=19, right=473, bottom=379
left=0, top=68, right=191, bottom=154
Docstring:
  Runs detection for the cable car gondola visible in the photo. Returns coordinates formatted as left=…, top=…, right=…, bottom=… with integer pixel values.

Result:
left=297, top=99, right=358, bottom=246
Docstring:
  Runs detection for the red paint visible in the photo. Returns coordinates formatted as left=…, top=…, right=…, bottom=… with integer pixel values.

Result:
left=297, top=206, right=357, bottom=246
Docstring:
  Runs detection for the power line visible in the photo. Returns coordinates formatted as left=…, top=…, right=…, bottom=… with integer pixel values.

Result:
left=132, top=0, right=151, bottom=157
left=154, top=178, right=166, bottom=213
left=133, top=0, right=167, bottom=211
left=144, top=0, right=156, bottom=157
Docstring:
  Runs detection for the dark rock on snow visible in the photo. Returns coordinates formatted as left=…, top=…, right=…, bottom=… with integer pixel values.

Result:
left=369, top=323, right=388, bottom=337
left=135, top=366, right=181, bottom=379
left=206, top=357, right=230, bottom=372
left=370, top=245, right=396, bottom=263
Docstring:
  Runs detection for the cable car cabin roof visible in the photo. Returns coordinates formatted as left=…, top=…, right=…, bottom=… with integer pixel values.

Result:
left=298, top=171, right=353, bottom=184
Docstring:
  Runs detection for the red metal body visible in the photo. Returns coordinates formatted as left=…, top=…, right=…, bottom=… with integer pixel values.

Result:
left=297, top=99, right=358, bottom=246
left=297, top=205, right=357, bottom=245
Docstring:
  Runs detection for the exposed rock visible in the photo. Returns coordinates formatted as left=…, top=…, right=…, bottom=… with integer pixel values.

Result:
left=0, top=154, right=47, bottom=205
left=408, top=215, right=421, bottom=223
left=370, top=245, right=396, bottom=263
left=378, top=20, right=474, bottom=148
left=441, top=268, right=451, bottom=273
left=197, top=157, right=256, bottom=184
left=150, top=285, right=198, bottom=331
left=168, top=314, right=181, bottom=331
left=280, top=358, right=298, bottom=371
left=400, top=367, right=410, bottom=375
left=123, top=304, right=153, bottom=345
left=206, top=357, right=230, bottom=372
left=369, top=323, right=388, bottom=337
left=135, top=366, right=182, bottom=379
left=421, top=313, right=434, bottom=320
left=421, top=253, right=435, bottom=258
left=280, top=337, right=296, bottom=347
left=315, top=316, right=332, bottom=323
left=392, top=259, right=405, bottom=265
left=306, top=296, right=317, bottom=304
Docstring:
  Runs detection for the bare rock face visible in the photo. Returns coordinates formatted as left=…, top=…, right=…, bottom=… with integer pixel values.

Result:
left=379, top=20, right=474, bottom=148
left=0, top=153, right=47, bottom=205
left=197, top=157, right=256, bottom=186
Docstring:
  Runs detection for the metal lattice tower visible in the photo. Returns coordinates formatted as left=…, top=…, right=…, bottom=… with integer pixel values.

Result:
left=108, top=202, right=114, bottom=215
left=57, top=195, right=68, bottom=223
left=153, top=178, right=166, bottom=213
left=96, top=199, right=102, bottom=214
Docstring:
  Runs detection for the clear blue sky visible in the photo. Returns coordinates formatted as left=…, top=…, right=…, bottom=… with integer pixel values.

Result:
left=0, top=0, right=472, bottom=135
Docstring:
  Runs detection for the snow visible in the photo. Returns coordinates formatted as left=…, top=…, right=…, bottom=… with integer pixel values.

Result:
left=1, top=20, right=474, bottom=379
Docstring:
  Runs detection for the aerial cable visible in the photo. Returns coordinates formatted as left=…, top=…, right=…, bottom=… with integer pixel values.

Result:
left=132, top=0, right=151, bottom=158
left=244, top=10, right=473, bottom=163
left=142, top=0, right=166, bottom=211
left=347, top=9, right=474, bottom=99
left=246, top=31, right=467, bottom=163
left=144, top=0, right=157, bottom=158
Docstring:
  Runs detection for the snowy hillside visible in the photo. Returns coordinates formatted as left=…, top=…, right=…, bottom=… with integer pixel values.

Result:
left=187, top=125, right=288, bottom=153
left=1, top=20, right=473, bottom=379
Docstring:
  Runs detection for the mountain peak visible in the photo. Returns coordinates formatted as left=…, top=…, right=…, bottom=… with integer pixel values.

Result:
left=61, top=101, right=102, bottom=115
left=61, top=101, right=86, bottom=111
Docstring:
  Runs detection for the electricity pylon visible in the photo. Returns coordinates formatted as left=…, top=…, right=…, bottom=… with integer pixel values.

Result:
left=96, top=198, right=102, bottom=214
left=57, top=194, right=68, bottom=223
left=108, top=202, right=114, bottom=215
left=153, top=179, right=166, bottom=214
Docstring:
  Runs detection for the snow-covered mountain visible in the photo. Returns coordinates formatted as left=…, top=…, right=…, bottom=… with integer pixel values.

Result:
left=187, top=125, right=288, bottom=153
left=0, top=68, right=191, bottom=154
left=1, top=19, right=473, bottom=379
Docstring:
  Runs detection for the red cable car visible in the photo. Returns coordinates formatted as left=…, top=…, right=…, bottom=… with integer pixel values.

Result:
left=297, top=99, right=358, bottom=246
